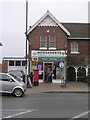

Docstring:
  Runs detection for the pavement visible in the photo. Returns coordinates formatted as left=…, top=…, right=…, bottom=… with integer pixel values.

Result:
left=26, top=81, right=89, bottom=94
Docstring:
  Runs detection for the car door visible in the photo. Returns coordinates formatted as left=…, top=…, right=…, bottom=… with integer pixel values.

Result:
left=1, top=74, right=15, bottom=93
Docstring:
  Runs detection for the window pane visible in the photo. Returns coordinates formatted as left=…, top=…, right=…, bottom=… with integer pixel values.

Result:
left=40, top=34, right=46, bottom=47
left=71, top=42, right=78, bottom=52
left=22, top=61, right=26, bottom=66
left=2, top=74, right=10, bottom=82
left=15, top=61, right=21, bottom=66
left=9, top=60, right=14, bottom=66
left=49, top=35, right=56, bottom=48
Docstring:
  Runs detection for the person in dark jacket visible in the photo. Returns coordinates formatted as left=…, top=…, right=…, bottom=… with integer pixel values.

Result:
left=30, top=72, right=33, bottom=83
left=22, top=74, right=25, bottom=83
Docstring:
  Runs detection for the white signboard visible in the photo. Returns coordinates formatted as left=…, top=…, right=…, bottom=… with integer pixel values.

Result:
left=31, top=50, right=67, bottom=57
left=59, top=62, right=64, bottom=68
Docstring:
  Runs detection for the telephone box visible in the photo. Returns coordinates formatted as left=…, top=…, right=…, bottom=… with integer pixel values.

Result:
left=33, top=69, right=39, bottom=86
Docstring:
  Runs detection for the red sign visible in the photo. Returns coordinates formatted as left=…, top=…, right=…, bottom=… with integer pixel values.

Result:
left=32, top=61, right=36, bottom=65
left=32, top=57, right=38, bottom=61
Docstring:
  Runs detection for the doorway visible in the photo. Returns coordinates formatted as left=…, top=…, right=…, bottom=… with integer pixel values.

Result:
left=67, top=66, right=76, bottom=81
left=77, top=67, right=86, bottom=81
left=44, top=62, right=53, bottom=83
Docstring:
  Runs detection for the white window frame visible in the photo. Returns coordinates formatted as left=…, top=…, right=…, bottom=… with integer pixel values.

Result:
left=71, top=42, right=79, bottom=54
left=9, top=60, right=15, bottom=66
left=15, top=60, right=21, bottom=66
left=49, top=35, right=56, bottom=50
left=40, top=34, right=47, bottom=50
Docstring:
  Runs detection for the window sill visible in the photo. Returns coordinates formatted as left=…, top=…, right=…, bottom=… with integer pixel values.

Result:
left=70, top=52, right=79, bottom=54
left=49, top=48, right=56, bottom=50
left=40, top=47, right=47, bottom=50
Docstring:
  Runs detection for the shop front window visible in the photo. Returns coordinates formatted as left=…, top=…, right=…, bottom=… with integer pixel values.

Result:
left=54, top=62, right=64, bottom=79
left=37, top=62, right=43, bottom=79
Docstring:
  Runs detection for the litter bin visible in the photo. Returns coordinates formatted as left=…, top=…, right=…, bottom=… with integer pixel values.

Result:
left=33, top=69, right=39, bottom=86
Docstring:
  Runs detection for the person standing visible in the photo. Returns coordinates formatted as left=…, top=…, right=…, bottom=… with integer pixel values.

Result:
left=30, top=72, right=33, bottom=83
left=46, top=68, right=52, bottom=83
left=61, top=77, right=66, bottom=87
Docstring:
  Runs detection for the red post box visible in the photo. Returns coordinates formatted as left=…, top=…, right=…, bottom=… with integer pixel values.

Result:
left=33, top=69, right=39, bottom=86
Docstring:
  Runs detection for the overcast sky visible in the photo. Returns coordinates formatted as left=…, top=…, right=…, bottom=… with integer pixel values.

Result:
left=0, top=0, right=89, bottom=63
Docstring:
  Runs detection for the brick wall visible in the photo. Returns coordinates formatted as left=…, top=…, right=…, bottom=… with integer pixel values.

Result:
left=28, top=26, right=67, bottom=50
left=2, top=60, right=8, bottom=72
left=67, top=40, right=88, bottom=66
left=28, top=26, right=89, bottom=67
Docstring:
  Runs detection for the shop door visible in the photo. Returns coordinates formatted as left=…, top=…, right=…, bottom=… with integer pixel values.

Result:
left=44, top=62, right=52, bottom=83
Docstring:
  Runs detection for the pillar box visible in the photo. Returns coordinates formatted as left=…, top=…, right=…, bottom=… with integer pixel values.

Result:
left=33, top=69, right=39, bottom=86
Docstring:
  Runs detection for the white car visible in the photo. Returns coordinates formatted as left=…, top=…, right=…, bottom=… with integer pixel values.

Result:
left=0, top=73, right=26, bottom=97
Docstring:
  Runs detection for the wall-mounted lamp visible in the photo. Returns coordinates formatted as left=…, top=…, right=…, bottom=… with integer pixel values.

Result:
left=47, top=30, right=49, bottom=33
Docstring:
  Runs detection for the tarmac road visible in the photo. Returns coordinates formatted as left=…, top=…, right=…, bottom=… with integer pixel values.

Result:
left=1, top=92, right=89, bottom=119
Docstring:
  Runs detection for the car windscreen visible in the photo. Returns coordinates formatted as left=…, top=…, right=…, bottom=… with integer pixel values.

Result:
left=9, top=73, right=22, bottom=82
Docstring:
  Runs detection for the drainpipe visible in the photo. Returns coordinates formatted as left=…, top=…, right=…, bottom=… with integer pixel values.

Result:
left=75, top=67, right=78, bottom=82
left=86, top=66, right=88, bottom=76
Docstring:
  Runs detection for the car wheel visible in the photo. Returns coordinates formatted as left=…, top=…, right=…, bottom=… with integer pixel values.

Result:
left=14, top=88, right=23, bottom=97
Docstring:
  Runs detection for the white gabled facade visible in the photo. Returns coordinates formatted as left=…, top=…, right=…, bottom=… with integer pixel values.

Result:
left=27, top=10, right=71, bottom=36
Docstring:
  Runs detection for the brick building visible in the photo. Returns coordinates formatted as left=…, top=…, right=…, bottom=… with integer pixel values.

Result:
left=2, top=57, right=26, bottom=73
left=27, top=10, right=90, bottom=83
left=2, top=11, right=90, bottom=83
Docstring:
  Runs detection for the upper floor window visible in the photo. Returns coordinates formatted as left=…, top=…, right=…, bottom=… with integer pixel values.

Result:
left=40, top=34, right=47, bottom=49
left=15, top=61, right=21, bottom=66
left=71, top=42, right=79, bottom=54
left=9, top=60, right=14, bottom=66
left=49, top=35, right=56, bottom=49
left=22, top=61, right=26, bottom=66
